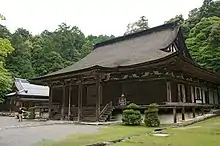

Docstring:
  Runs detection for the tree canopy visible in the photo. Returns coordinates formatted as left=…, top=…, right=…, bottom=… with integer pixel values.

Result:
left=124, top=16, right=149, bottom=35
left=0, top=14, right=14, bottom=103
left=186, top=17, right=220, bottom=72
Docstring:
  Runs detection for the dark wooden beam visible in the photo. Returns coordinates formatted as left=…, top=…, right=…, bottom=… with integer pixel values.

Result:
left=182, top=85, right=186, bottom=103
left=166, top=82, right=172, bottom=102
left=68, top=86, right=72, bottom=120
left=39, top=69, right=99, bottom=82
left=96, top=75, right=101, bottom=121
left=191, top=86, right=195, bottom=103
left=61, top=86, right=66, bottom=120
left=78, top=83, right=83, bottom=122
left=177, top=84, right=181, bottom=102
left=48, top=86, right=53, bottom=119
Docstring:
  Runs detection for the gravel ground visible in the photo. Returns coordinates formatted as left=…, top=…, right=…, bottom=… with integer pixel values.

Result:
left=0, top=117, right=101, bottom=146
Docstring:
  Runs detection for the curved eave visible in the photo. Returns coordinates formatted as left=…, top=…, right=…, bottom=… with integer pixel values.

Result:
left=173, top=54, right=220, bottom=84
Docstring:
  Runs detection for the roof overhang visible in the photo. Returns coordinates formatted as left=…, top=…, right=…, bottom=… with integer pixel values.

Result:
left=36, top=53, right=220, bottom=85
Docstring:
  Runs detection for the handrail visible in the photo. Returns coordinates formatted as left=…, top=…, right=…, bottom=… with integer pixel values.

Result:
left=99, top=101, right=112, bottom=118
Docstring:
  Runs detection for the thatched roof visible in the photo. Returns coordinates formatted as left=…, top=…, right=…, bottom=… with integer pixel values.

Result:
left=42, top=23, right=180, bottom=78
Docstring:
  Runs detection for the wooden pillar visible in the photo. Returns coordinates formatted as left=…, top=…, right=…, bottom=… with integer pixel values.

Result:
left=202, top=88, right=206, bottom=104
left=61, top=86, right=66, bottom=120
left=68, top=86, right=72, bottom=120
left=181, top=107, right=185, bottom=120
left=191, top=86, right=195, bottom=103
left=78, top=83, right=83, bottom=122
left=199, top=87, right=202, bottom=103
left=192, top=107, right=196, bottom=118
left=177, top=84, right=181, bottom=102
left=100, top=83, right=103, bottom=105
left=96, top=75, right=101, bottom=121
left=182, top=85, right=186, bottom=103
left=48, top=86, right=53, bottom=119
left=173, top=107, right=177, bottom=123
left=166, top=82, right=172, bottom=102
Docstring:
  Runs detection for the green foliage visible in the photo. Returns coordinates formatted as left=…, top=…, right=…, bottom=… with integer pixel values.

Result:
left=6, top=28, right=35, bottom=78
left=28, top=109, right=36, bottom=119
left=0, top=38, right=14, bottom=61
left=122, top=103, right=142, bottom=125
left=125, top=103, right=140, bottom=110
left=0, top=37, right=14, bottom=102
left=144, top=103, right=160, bottom=127
left=0, top=22, right=113, bottom=79
left=0, top=13, right=5, bottom=20
left=163, top=0, right=220, bottom=73
left=165, top=14, right=185, bottom=26
left=125, top=16, right=149, bottom=35
left=186, top=17, right=220, bottom=72
left=0, top=62, right=12, bottom=102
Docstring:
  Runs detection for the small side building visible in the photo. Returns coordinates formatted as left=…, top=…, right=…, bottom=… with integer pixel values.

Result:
left=6, top=78, right=49, bottom=110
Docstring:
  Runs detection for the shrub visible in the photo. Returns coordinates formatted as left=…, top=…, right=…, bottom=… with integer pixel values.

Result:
left=122, top=103, right=142, bottom=125
left=28, top=108, right=36, bottom=119
left=144, top=103, right=160, bottom=127
left=126, top=103, right=140, bottom=110
left=29, top=110, right=36, bottom=119
left=22, top=112, right=28, bottom=119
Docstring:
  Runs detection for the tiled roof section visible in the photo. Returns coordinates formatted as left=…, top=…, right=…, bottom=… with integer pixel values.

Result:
left=9, top=78, right=49, bottom=97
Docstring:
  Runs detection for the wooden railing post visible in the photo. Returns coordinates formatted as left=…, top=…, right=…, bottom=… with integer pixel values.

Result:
left=99, top=101, right=113, bottom=122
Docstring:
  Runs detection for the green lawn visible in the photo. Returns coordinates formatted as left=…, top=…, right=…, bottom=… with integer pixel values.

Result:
left=114, top=117, right=220, bottom=146
left=36, top=117, right=220, bottom=146
left=35, top=125, right=153, bottom=146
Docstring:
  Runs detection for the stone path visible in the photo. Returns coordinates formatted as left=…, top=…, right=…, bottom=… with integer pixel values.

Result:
left=0, top=117, right=101, bottom=146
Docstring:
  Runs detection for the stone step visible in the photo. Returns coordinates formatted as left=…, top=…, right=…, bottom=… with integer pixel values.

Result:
left=82, top=117, right=97, bottom=122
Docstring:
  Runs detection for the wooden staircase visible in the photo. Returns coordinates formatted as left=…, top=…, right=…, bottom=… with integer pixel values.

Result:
left=81, top=106, right=97, bottom=122
left=99, top=101, right=114, bottom=122
left=50, top=103, right=61, bottom=120
left=50, top=102, right=115, bottom=122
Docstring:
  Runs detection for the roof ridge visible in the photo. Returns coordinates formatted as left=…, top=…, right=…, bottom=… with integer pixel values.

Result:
left=14, top=78, right=29, bottom=92
left=94, top=22, right=177, bottom=49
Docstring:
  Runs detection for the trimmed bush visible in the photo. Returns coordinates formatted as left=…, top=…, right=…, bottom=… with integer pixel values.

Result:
left=29, top=110, right=36, bottom=119
left=126, top=103, right=140, bottom=110
left=122, top=103, right=142, bottom=125
left=144, top=103, right=160, bottom=127
left=22, top=112, right=29, bottom=119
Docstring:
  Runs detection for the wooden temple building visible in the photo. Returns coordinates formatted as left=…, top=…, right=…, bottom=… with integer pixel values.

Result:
left=34, top=23, right=220, bottom=123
